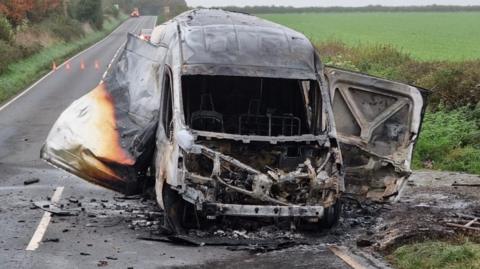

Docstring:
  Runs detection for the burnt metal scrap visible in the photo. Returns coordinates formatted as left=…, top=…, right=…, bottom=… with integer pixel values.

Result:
left=41, top=9, right=427, bottom=231
left=138, top=233, right=309, bottom=253
left=33, top=200, right=79, bottom=216
left=446, top=214, right=480, bottom=232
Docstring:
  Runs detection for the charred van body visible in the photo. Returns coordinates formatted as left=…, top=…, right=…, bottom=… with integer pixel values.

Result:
left=41, top=9, right=427, bottom=231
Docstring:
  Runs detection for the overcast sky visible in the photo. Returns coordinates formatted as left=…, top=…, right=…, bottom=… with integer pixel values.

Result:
left=186, top=0, right=480, bottom=7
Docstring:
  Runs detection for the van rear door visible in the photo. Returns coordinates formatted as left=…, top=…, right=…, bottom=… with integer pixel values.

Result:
left=324, top=67, right=427, bottom=201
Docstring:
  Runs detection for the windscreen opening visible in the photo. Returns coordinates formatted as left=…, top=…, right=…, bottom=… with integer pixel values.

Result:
left=182, top=75, right=320, bottom=136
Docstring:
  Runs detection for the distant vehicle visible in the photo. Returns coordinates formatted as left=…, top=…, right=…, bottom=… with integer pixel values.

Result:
left=139, top=29, right=152, bottom=41
left=42, top=9, right=428, bottom=233
left=130, top=8, right=140, bottom=17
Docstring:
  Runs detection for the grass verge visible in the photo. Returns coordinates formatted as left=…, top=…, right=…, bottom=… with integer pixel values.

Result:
left=390, top=241, right=480, bottom=269
left=413, top=106, right=480, bottom=174
left=0, top=15, right=127, bottom=105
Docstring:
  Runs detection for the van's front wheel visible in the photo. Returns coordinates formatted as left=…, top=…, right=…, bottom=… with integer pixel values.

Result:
left=319, top=199, right=342, bottom=229
left=161, top=184, right=187, bottom=234
left=161, top=184, right=203, bottom=233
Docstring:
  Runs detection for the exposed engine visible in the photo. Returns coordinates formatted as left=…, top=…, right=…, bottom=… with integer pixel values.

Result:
left=183, top=139, right=341, bottom=208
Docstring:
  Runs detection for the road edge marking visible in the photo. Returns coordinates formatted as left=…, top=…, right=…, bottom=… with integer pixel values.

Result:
left=153, top=15, right=158, bottom=28
left=0, top=18, right=131, bottom=113
left=100, top=41, right=126, bottom=84
left=26, top=186, right=64, bottom=251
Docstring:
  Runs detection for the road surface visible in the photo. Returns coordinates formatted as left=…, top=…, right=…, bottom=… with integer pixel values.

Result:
left=0, top=17, right=351, bottom=269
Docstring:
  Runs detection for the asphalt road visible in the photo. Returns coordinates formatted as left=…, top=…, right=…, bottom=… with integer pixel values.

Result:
left=0, top=17, right=351, bottom=269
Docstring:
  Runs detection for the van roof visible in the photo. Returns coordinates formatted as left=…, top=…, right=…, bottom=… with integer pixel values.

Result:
left=174, top=9, right=317, bottom=79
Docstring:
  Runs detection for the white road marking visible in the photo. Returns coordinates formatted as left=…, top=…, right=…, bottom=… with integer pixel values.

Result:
left=0, top=18, right=132, bottom=113
left=152, top=16, right=158, bottom=29
left=26, top=186, right=64, bottom=251
left=100, top=41, right=126, bottom=84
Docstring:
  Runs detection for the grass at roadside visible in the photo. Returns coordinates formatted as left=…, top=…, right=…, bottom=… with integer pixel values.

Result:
left=390, top=241, right=480, bottom=269
left=157, top=15, right=164, bottom=25
left=413, top=107, right=480, bottom=173
left=0, top=15, right=127, bottom=105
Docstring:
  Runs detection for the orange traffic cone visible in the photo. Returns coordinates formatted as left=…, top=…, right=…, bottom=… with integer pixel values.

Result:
left=52, top=61, right=57, bottom=70
left=80, top=60, right=85, bottom=70
left=66, top=62, right=71, bottom=70
left=94, top=60, right=100, bottom=70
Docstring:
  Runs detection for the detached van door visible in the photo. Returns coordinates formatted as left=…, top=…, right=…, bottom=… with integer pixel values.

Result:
left=324, top=67, right=427, bottom=201
left=41, top=34, right=167, bottom=195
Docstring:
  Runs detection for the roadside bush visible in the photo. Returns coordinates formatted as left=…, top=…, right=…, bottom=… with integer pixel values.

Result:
left=0, top=40, right=22, bottom=74
left=413, top=62, right=480, bottom=110
left=349, top=44, right=412, bottom=80
left=40, top=15, right=84, bottom=42
left=317, top=41, right=412, bottom=80
left=18, top=43, right=42, bottom=58
left=317, top=40, right=350, bottom=59
left=104, top=5, right=120, bottom=19
left=74, top=0, right=104, bottom=30
left=0, top=15, right=13, bottom=42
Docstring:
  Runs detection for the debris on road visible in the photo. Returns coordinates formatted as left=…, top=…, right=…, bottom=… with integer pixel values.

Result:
left=86, top=216, right=123, bottom=228
left=356, top=237, right=374, bottom=247
left=23, top=178, right=40, bottom=185
left=68, top=198, right=79, bottom=203
left=33, top=201, right=78, bottom=216
left=446, top=214, right=480, bottom=232
left=452, top=182, right=480, bottom=187
left=113, top=195, right=141, bottom=201
left=97, top=260, right=108, bottom=267
left=328, top=245, right=369, bottom=269
left=43, top=238, right=60, bottom=243
left=138, top=232, right=308, bottom=253
left=32, top=170, right=479, bottom=267
left=329, top=245, right=393, bottom=269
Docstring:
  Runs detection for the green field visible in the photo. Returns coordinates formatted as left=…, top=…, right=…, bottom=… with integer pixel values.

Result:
left=260, top=12, right=480, bottom=61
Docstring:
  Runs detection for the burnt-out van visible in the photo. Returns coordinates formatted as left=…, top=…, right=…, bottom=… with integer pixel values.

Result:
left=41, top=9, right=427, bottom=232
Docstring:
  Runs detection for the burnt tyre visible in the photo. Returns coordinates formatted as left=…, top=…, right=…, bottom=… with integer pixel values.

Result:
left=319, top=199, right=342, bottom=229
left=298, top=199, right=342, bottom=231
left=162, top=184, right=207, bottom=233
left=162, top=184, right=187, bottom=234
